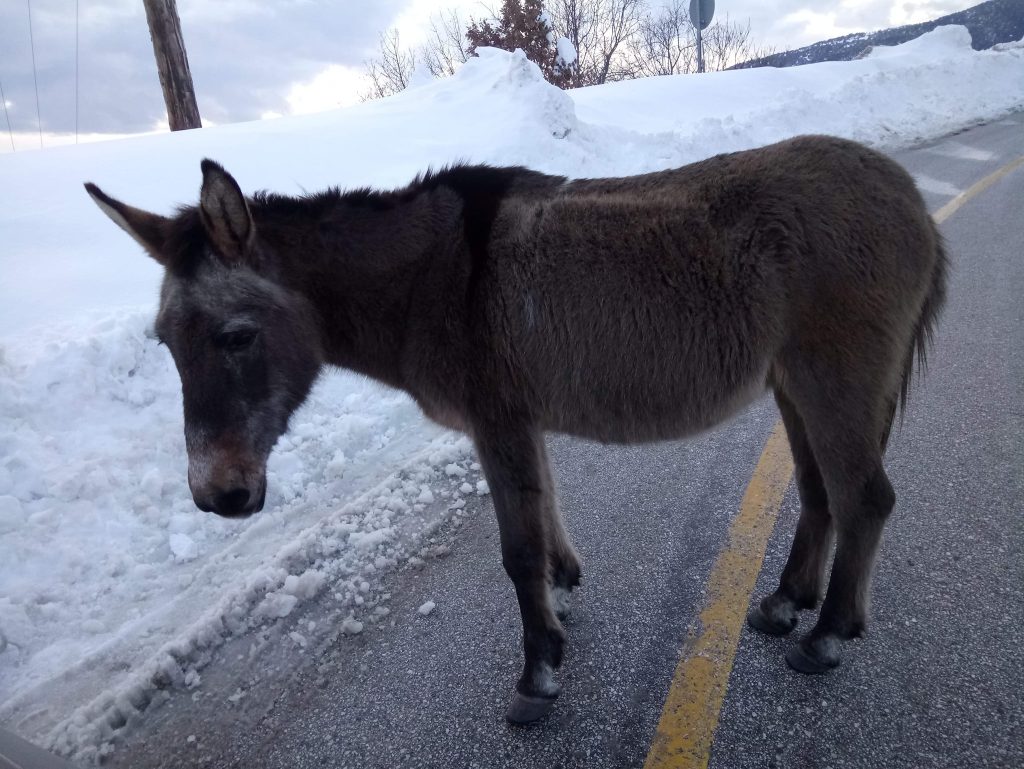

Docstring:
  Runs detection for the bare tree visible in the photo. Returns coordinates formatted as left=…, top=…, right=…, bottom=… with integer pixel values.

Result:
left=624, top=3, right=776, bottom=77
left=421, top=9, right=472, bottom=78
left=624, top=0, right=694, bottom=78
left=593, top=0, right=643, bottom=82
left=362, top=11, right=472, bottom=100
left=547, top=0, right=642, bottom=86
left=362, top=29, right=417, bottom=101
left=702, top=15, right=776, bottom=71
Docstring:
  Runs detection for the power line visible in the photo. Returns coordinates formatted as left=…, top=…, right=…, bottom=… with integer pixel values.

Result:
left=75, top=0, right=79, bottom=143
left=26, top=0, right=42, bottom=148
left=0, top=79, right=14, bottom=151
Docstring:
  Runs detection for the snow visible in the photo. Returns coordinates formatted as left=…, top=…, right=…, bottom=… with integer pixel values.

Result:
left=168, top=532, right=199, bottom=563
left=340, top=617, right=364, bottom=635
left=556, top=37, right=578, bottom=68
left=539, top=10, right=556, bottom=44
left=0, top=496, right=25, bottom=535
left=0, top=24, right=1021, bottom=762
left=445, top=463, right=468, bottom=478
left=407, top=65, right=436, bottom=92
left=568, top=26, right=1022, bottom=173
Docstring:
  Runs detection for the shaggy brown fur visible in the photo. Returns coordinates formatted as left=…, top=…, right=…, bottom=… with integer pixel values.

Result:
left=85, top=135, right=947, bottom=722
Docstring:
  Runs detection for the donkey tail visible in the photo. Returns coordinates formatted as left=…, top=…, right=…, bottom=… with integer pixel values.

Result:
left=880, top=220, right=950, bottom=451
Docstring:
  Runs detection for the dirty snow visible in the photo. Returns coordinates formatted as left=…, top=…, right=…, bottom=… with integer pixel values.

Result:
left=0, top=25, right=1021, bottom=762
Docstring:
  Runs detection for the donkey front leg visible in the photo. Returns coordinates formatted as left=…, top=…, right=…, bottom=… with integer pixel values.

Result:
left=473, top=420, right=566, bottom=724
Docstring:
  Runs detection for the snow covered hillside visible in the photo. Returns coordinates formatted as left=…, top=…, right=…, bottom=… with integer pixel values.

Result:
left=1, top=26, right=1022, bottom=761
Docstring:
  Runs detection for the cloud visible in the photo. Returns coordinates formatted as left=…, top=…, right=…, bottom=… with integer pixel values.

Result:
left=0, top=0, right=407, bottom=134
left=285, top=64, right=365, bottom=115
left=759, top=0, right=976, bottom=50
left=890, top=0, right=970, bottom=25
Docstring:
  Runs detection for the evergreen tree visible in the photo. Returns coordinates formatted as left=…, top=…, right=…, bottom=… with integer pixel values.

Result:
left=466, top=0, right=574, bottom=87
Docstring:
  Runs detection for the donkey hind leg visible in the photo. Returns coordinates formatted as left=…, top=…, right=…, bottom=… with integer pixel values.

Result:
left=473, top=421, right=566, bottom=724
left=747, top=390, right=834, bottom=637
left=537, top=441, right=582, bottom=621
left=784, top=393, right=896, bottom=674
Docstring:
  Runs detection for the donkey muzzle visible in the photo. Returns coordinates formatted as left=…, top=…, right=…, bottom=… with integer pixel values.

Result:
left=195, top=480, right=266, bottom=518
left=187, top=446, right=267, bottom=518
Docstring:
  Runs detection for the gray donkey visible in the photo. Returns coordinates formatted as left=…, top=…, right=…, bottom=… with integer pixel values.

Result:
left=85, top=135, right=947, bottom=723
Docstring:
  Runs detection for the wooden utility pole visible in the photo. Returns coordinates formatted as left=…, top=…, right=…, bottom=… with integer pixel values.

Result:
left=143, top=0, right=201, bottom=130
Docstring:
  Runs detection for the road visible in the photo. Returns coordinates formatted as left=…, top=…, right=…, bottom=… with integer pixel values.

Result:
left=109, top=115, right=1024, bottom=769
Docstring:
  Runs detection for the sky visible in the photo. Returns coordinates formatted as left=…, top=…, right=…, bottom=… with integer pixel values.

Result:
left=0, top=0, right=981, bottom=151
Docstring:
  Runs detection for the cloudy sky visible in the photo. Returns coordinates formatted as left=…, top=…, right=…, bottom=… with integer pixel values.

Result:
left=0, top=0, right=976, bottom=149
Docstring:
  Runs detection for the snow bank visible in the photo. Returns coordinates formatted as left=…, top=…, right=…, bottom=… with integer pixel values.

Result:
left=0, top=23, right=1021, bottom=761
left=0, top=315, right=485, bottom=759
left=568, top=25, right=1024, bottom=175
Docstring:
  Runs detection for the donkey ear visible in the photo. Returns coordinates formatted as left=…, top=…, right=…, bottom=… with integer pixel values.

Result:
left=199, top=159, right=255, bottom=263
left=84, top=183, right=170, bottom=264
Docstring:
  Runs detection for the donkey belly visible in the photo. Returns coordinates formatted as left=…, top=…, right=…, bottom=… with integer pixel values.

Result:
left=532, top=319, right=773, bottom=444
left=546, top=370, right=767, bottom=444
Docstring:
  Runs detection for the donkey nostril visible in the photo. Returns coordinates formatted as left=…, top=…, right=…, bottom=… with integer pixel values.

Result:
left=215, top=488, right=251, bottom=515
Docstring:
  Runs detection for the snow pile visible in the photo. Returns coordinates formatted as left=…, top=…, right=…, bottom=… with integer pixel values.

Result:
left=566, top=25, right=1024, bottom=175
left=0, top=24, right=1021, bottom=761
left=439, top=46, right=578, bottom=140
left=0, top=314, right=487, bottom=759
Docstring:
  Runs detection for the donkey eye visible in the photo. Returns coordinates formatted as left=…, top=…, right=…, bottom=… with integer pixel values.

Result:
left=215, top=328, right=258, bottom=351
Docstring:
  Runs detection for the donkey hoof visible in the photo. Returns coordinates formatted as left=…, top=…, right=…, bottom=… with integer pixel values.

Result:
left=746, top=605, right=797, bottom=637
left=506, top=692, right=557, bottom=724
left=786, top=639, right=840, bottom=675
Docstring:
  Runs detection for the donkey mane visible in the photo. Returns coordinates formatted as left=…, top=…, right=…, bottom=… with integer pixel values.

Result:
left=160, top=163, right=560, bottom=278
left=247, top=163, right=553, bottom=217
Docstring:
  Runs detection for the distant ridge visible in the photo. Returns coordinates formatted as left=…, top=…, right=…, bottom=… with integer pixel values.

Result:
left=732, top=0, right=1024, bottom=69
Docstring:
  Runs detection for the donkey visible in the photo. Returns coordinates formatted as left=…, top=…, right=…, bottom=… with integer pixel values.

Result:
left=85, top=135, right=947, bottom=723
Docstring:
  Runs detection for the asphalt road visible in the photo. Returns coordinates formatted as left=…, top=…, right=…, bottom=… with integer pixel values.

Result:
left=108, top=115, right=1024, bottom=769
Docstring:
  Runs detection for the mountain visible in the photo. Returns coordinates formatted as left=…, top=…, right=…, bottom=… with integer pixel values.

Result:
left=733, top=0, right=1024, bottom=69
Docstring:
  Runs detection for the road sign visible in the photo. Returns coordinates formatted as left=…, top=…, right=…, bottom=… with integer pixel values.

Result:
left=690, top=0, right=715, bottom=73
left=689, top=0, right=715, bottom=30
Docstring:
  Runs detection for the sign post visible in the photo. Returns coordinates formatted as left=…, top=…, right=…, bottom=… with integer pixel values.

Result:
left=689, top=0, right=715, bottom=73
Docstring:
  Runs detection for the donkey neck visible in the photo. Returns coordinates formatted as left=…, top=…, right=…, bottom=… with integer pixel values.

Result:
left=255, top=189, right=443, bottom=391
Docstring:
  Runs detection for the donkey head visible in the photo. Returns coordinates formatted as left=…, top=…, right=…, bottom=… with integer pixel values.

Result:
left=85, top=161, right=323, bottom=517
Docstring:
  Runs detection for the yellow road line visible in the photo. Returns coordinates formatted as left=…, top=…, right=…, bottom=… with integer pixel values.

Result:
left=932, top=155, right=1024, bottom=224
left=644, top=423, right=793, bottom=769
left=643, top=153, right=1024, bottom=769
